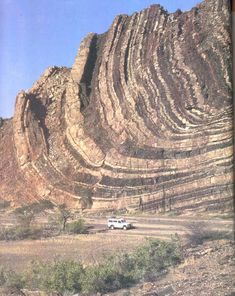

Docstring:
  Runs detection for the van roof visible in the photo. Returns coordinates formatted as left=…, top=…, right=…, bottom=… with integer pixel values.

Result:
left=108, top=217, right=125, bottom=220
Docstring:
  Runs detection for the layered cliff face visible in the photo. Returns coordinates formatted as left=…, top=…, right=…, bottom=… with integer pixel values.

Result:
left=0, top=0, right=233, bottom=212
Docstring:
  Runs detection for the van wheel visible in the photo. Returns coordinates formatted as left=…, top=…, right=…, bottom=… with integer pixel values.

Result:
left=123, top=226, right=127, bottom=230
left=110, top=225, right=114, bottom=230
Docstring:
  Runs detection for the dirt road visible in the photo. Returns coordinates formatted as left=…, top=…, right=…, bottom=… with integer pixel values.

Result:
left=85, top=215, right=233, bottom=239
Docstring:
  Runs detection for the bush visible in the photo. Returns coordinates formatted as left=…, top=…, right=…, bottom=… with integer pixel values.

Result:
left=14, top=200, right=54, bottom=216
left=2, top=200, right=56, bottom=241
left=23, top=259, right=84, bottom=294
left=186, top=221, right=232, bottom=246
left=81, top=259, right=130, bottom=294
left=29, top=200, right=55, bottom=214
left=132, top=237, right=181, bottom=278
left=0, top=266, right=25, bottom=289
left=0, top=200, right=10, bottom=210
left=81, top=238, right=181, bottom=294
left=13, top=200, right=55, bottom=227
left=0, top=226, right=29, bottom=241
left=14, top=208, right=35, bottom=230
left=66, top=219, right=86, bottom=234
left=0, top=225, right=43, bottom=241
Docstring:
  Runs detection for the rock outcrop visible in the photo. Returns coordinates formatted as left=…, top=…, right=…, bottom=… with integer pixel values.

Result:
left=0, top=0, right=233, bottom=212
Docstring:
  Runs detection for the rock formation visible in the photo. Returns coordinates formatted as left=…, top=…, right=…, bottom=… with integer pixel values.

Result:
left=0, top=0, right=233, bottom=212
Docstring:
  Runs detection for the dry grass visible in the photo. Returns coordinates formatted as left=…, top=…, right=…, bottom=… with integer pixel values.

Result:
left=0, top=233, right=146, bottom=271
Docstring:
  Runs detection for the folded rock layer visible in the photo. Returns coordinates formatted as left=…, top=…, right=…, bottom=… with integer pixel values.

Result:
left=0, top=0, right=233, bottom=212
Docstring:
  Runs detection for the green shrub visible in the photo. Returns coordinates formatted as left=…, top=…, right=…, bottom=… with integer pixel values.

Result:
left=66, top=219, right=86, bottom=234
left=137, top=238, right=181, bottom=281
left=0, top=225, right=43, bottom=241
left=81, top=260, right=129, bottom=294
left=0, top=266, right=25, bottom=289
left=115, top=238, right=181, bottom=283
left=23, top=259, right=84, bottom=294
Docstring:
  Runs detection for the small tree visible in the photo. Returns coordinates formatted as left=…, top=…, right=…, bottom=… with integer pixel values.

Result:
left=14, top=207, right=35, bottom=229
left=14, top=200, right=54, bottom=229
left=79, top=194, right=93, bottom=211
left=57, top=204, right=72, bottom=232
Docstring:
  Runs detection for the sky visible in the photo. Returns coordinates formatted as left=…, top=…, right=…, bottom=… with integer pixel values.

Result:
left=0, top=0, right=201, bottom=118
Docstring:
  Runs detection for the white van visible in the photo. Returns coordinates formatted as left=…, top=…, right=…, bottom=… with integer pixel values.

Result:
left=107, top=218, right=132, bottom=230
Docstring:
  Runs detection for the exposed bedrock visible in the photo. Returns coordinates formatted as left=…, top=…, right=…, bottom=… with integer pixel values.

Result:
left=0, top=0, right=233, bottom=212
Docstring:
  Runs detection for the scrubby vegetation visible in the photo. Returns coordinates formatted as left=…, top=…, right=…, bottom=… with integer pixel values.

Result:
left=66, top=219, right=87, bottom=234
left=0, top=225, right=43, bottom=241
left=186, top=221, right=233, bottom=246
left=0, top=267, right=25, bottom=290
left=23, top=260, right=84, bottom=293
left=0, top=200, right=10, bottom=210
left=14, top=200, right=54, bottom=216
left=0, top=238, right=181, bottom=295
left=0, top=200, right=54, bottom=241
left=0, top=201, right=87, bottom=241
